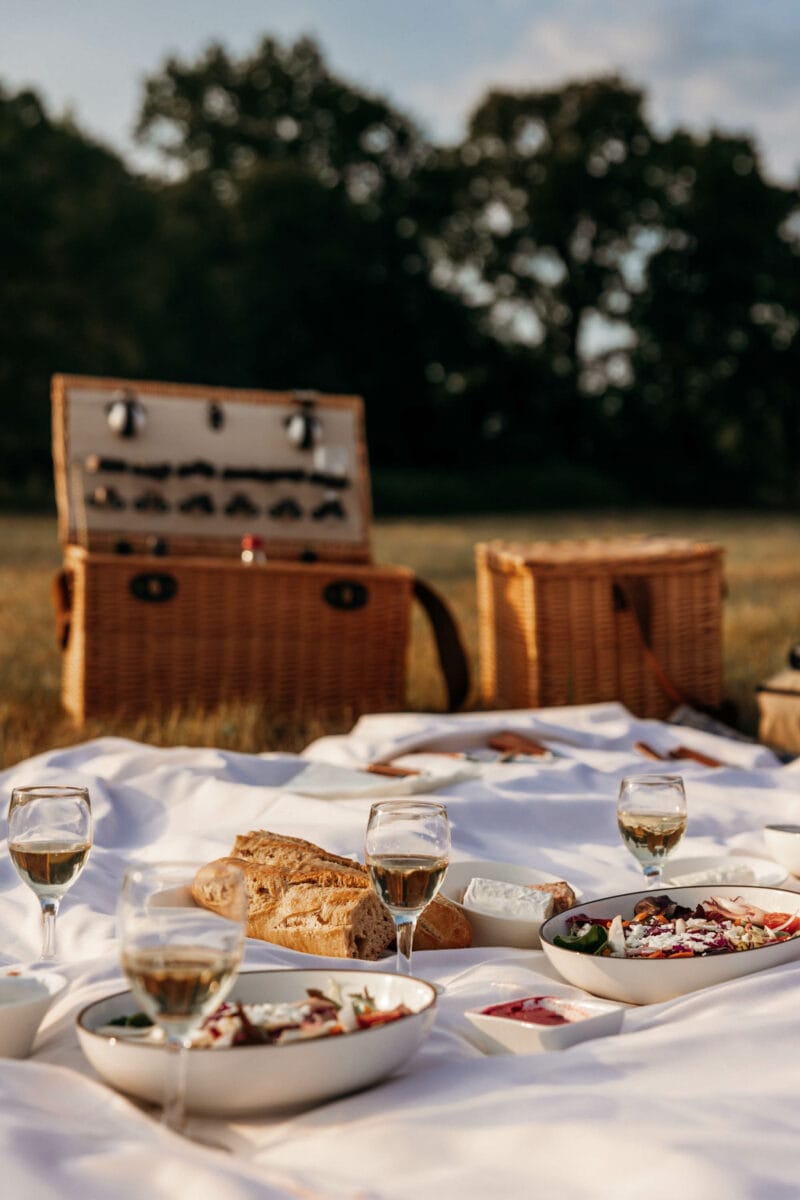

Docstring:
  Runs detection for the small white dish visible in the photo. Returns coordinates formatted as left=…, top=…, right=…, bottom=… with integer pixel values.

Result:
left=77, top=968, right=437, bottom=1115
left=0, top=971, right=68, bottom=1059
left=664, top=854, right=787, bottom=888
left=465, top=991, right=624, bottom=1054
left=764, top=826, right=800, bottom=878
left=441, top=859, right=582, bottom=949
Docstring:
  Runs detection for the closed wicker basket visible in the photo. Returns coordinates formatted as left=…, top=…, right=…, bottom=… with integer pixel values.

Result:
left=476, top=537, right=724, bottom=719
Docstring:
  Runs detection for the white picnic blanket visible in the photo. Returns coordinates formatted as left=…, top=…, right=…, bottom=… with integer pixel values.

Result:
left=2, top=702, right=800, bottom=1200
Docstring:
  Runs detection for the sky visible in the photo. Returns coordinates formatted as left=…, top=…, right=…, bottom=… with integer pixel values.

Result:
left=1, top=0, right=798, bottom=184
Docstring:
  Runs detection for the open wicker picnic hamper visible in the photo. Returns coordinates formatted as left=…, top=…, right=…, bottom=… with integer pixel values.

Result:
left=476, top=537, right=724, bottom=720
left=52, top=374, right=468, bottom=722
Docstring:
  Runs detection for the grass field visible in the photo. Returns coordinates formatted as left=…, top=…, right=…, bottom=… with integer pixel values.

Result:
left=1, top=511, right=798, bottom=769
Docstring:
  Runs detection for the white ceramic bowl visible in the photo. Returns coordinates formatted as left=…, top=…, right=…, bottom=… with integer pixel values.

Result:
left=0, top=971, right=68, bottom=1058
left=440, top=859, right=581, bottom=949
left=764, top=825, right=800, bottom=878
left=540, top=885, right=800, bottom=1005
left=77, top=968, right=437, bottom=1115
left=465, top=989, right=624, bottom=1055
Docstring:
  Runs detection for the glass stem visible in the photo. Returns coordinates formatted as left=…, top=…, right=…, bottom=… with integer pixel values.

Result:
left=162, top=1037, right=190, bottom=1134
left=394, top=915, right=417, bottom=975
left=643, top=863, right=663, bottom=888
left=39, top=898, right=60, bottom=960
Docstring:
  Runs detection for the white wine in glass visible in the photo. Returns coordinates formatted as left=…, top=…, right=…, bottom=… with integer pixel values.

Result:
left=8, top=785, right=92, bottom=960
left=118, top=860, right=247, bottom=1135
left=617, top=774, right=687, bottom=887
left=365, top=800, right=450, bottom=976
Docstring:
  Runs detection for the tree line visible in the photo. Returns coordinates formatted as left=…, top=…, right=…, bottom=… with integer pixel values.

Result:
left=1, top=34, right=798, bottom=510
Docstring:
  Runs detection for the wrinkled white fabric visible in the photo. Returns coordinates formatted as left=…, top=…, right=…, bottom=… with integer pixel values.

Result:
left=1, top=703, right=799, bottom=1200
left=281, top=758, right=479, bottom=799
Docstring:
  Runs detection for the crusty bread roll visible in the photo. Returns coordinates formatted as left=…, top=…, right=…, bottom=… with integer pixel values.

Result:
left=193, top=856, right=395, bottom=959
left=414, top=892, right=472, bottom=950
left=193, top=830, right=471, bottom=958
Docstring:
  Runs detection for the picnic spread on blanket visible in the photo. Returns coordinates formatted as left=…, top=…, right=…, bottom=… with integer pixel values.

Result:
left=3, top=702, right=800, bottom=1200
left=3, top=371, right=799, bottom=1198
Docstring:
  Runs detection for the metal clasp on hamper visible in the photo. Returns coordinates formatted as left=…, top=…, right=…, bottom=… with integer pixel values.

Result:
left=129, top=573, right=179, bottom=603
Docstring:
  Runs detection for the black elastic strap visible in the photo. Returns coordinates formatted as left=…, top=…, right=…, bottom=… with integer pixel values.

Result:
left=412, top=577, right=471, bottom=712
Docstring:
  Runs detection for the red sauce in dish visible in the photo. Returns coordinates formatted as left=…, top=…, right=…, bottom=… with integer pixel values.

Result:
left=480, top=996, right=571, bottom=1026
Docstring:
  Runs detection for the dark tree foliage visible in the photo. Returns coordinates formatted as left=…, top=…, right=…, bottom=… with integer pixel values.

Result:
left=412, top=76, right=664, bottom=466
left=133, top=173, right=242, bottom=388
left=623, top=131, right=800, bottom=503
left=0, top=34, right=798, bottom=508
left=136, top=35, right=424, bottom=186
left=135, top=35, right=491, bottom=466
left=0, top=86, right=161, bottom=492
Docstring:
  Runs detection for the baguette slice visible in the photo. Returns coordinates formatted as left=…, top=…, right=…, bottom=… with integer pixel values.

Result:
left=193, top=857, right=396, bottom=960
left=220, top=830, right=472, bottom=952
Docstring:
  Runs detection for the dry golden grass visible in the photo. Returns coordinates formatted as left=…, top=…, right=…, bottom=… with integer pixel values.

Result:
left=1, top=511, right=798, bottom=769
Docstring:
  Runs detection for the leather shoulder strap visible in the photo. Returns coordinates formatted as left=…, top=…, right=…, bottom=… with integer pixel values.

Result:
left=52, top=568, right=73, bottom=650
left=412, top=577, right=471, bottom=712
left=614, top=575, right=700, bottom=711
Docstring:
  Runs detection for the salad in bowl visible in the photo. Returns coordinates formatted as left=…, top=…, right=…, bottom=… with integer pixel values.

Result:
left=541, top=885, right=800, bottom=1004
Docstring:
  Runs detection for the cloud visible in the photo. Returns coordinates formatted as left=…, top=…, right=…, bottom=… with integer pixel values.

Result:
left=409, top=3, right=800, bottom=183
left=2, top=1, right=797, bottom=183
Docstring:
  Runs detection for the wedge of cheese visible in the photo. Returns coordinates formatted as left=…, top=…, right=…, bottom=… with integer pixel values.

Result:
left=461, top=877, right=553, bottom=921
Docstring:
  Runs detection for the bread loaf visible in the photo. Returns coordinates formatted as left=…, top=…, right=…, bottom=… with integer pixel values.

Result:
left=231, top=830, right=366, bottom=885
left=193, top=830, right=471, bottom=958
left=193, top=856, right=395, bottom=959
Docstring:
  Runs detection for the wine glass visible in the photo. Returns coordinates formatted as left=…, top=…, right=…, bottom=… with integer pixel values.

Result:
left=365, top=799, right=450, bottom=976
left=8, top=785, right=93, bottom=960
left=118, top=860, right=247, bottom=1135
left=617, top=774, right=687, bottom=887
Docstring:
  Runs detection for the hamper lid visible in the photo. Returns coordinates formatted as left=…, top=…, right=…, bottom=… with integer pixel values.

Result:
left=52, top=374, right=373, bottom=563
left=480, top=536, right=723, bottom=569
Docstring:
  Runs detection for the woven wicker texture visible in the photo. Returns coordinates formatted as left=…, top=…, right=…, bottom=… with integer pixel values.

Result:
left=476, top=537, right=724, bottom=719
left=51, top=373, right=429, bottom=722
left=61, top=547, right=413, bottom=721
